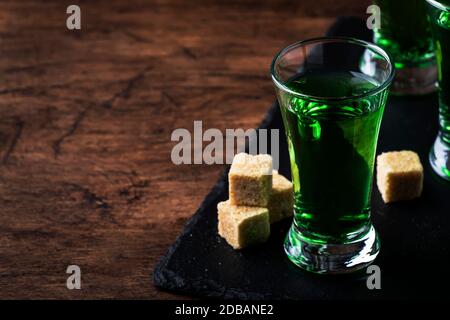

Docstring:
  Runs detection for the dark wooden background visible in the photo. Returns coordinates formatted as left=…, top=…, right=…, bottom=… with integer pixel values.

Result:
left=0, top=0, right=368, bottom=299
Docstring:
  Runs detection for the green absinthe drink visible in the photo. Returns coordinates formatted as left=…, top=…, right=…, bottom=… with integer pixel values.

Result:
left=284, top=71, right=385, bottom=242
left=271, top=38, right=394, bottom=274
left=427, top=0, right=450, bottom=180
left=374, top=0, right=436, bottom=95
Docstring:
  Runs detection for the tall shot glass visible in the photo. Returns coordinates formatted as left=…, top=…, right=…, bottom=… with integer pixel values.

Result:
left=271, top=38, right=395, bottom=274
left=426, top=0, right=450, bottom=181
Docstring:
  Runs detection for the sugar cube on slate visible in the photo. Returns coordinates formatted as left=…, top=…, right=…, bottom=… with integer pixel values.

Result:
left=268, top=170, right=294, bottom=223
left=229, top=153, right=272, bottom=207
left=217, top=200, right=270, bottom=249
left=376, top=150, right=424, bottom=203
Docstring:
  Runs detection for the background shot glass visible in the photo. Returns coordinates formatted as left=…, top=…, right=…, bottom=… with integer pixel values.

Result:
left=271, top=38, right=394, bottom=274
left=373, top=0, right=437, bottom=95
left=427, top=0, right=450, bottom=181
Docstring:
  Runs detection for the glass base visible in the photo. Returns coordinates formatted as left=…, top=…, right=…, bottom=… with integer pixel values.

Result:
left=284, top=224, right=380, bottom=274
left=390, top=63, right=437, bottom=96
left=429, top=133, right=450, bottom=181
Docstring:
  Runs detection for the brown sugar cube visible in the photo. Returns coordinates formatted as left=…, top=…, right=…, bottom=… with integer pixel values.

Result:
left=217, top=200, right=270, bottom=250
left=229, top=153, right=272, bottom=207
left=268, top=171, right=294, bottom=223
left=376, top=150, right=424, bottom=203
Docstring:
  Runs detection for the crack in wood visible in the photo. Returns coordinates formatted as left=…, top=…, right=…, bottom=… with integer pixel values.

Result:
left=52, top=65, right=152, bottom=158
left=2, top=118, right=24, bottom=165
left=182, top=47, right=197, bottom=60
left=161, top=91, right=179, bottom=108
left=0, top=87, right=36, bottom=95
left=102, top=65, right=152, bottom=109
left=52, top=107, right=88, bottom=158
left=119, top=176, right=150, bottom=204
left=122, top=30, right=152, bottom=43
left=0, top=84, right=69, bottom=96
left=64, top=182, right=117, bottom=225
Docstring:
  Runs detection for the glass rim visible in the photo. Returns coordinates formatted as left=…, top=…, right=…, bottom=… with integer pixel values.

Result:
left=426, top=0, right=450, bottom=11
left=270, top=37, right=395, bottom=102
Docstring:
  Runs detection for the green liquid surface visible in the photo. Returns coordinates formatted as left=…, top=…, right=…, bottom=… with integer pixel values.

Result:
left=281, top=71, right=387, bottom=243
left=374, top=0, right=435, bottom=68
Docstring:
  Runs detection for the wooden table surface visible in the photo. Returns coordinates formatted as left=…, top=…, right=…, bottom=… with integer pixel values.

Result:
left=0, top=0, right=368, bottom=299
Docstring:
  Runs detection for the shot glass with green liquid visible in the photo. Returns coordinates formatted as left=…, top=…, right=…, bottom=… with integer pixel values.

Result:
left=373, top=0, right=437, bottom=95
left=271, top=38, right=394, bottom=274
left=426, top=0, right=450, bottom=180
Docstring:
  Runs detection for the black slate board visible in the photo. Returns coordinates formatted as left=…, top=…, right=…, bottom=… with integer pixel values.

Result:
left=153, top=17, right=450, bottom=299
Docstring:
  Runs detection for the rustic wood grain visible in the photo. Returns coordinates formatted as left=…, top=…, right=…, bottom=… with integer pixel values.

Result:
left=0, top=0, right=369, bottom=299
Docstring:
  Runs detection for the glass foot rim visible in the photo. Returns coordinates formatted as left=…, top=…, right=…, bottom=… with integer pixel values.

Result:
left=429, top=134, right=450, bottom=181
left=284, top=224, right=380, bottom=275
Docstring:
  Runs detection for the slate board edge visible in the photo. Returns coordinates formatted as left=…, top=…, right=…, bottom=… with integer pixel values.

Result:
left=152, top=103, right=282, bottom=299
